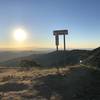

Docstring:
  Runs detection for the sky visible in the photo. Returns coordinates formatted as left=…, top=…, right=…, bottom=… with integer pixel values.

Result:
left=0, top=0, right=100, bottom=50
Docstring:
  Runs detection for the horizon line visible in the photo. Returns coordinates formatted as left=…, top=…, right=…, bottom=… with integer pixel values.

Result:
left=0, top=47, right=95, bottom=51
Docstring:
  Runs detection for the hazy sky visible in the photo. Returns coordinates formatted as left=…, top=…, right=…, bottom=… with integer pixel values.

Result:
left=0, top=0, right=100, bottom=50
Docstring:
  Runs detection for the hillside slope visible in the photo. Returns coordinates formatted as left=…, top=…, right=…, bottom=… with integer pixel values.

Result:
left=0, top=50, right=89, bottom=67
left=84, top=47, right=100, bottom=67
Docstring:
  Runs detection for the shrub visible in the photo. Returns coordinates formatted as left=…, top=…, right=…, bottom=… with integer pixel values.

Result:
left=19, top=60, right=40, bottom=69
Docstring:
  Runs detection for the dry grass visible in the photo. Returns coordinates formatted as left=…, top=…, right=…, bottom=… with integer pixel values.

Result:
left=0, top=66, right=99, bottom=100
left=0, top=67, right=68, bottom=100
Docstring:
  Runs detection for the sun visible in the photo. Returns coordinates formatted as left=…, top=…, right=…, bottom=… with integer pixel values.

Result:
left=13, top=28, right=27, bottom=42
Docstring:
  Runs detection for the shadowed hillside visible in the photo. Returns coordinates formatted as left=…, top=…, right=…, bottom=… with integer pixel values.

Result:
left=1, top=47, right=100, bottom=68
left=34, top=50, right=89, bottom=67
left=84, top=47, right=100, bottom=67
left=0, top=50, right=89, bottom=67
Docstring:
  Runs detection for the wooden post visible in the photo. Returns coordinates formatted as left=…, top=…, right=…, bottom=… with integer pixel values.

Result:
left=63, top=34, right=66, bottom=51
left=55, top=35, right=59, bottom=51
left=56, top=45, right=58, bottom=51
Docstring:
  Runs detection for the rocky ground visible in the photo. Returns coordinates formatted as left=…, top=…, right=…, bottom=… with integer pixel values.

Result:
left=0, top=66, right=100, bottom=100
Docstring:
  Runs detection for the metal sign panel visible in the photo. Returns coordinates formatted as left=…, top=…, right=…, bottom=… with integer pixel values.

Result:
left=53, top=30, right=68, bottom=35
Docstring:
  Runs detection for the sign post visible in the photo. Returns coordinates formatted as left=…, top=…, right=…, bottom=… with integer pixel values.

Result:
left=53, top=30, right=68, bottom=51
left=55, top=35, right=59, bottom=51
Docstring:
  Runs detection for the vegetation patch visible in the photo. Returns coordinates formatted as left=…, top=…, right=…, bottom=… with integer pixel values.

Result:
left=0, top=82, right=29, bottom=92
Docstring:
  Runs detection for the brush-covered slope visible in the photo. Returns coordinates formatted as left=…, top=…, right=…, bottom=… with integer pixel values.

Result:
left=84, top=47, right=100, bottom=67
left=0, top=50, right=89, bottom=67
left=34, top=50, right=89, bottom=67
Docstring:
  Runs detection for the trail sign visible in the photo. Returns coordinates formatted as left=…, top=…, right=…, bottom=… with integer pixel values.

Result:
left=53, top=29, right=68, bottom=51
left=53, top=30, right=68, bottom=35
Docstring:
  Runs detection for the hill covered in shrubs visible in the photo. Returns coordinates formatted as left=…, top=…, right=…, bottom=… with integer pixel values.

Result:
left=0, top=47, right=100, bottom=68
left=84, top=47, right=100, bottom=67
left=0, top=50, right=89, bottom=67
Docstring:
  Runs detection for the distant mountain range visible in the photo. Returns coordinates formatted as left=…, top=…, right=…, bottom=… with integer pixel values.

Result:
left=0, top=50, right=50, bottom=63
